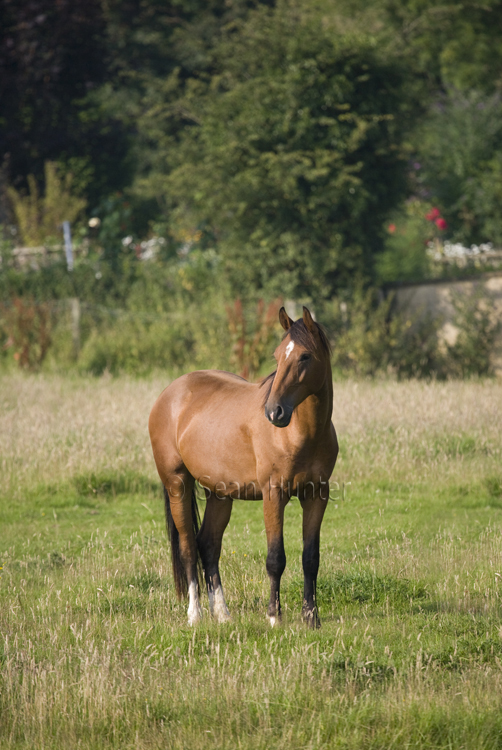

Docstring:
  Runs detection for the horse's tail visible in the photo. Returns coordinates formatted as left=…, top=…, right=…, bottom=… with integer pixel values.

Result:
left=164, top=484, right=203, bottom=600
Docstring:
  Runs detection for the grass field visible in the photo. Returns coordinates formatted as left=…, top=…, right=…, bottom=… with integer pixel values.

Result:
left=1, top=373, right=502, bottom=749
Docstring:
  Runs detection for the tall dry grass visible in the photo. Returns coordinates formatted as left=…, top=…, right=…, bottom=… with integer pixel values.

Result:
left=1, top=374, right=501, bottom=490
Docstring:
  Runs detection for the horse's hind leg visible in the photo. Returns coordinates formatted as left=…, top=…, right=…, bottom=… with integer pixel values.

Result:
left=197, top=492, right=233, bottom=623
left=165, top=470, right=203, bottom=625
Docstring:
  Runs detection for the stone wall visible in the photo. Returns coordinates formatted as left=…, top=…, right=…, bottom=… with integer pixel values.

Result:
left=391, top=273, right=502, bottom=375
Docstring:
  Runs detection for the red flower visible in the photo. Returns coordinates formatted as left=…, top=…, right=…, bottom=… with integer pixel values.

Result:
left=388, top=223, right=396, bottom=233
left=425, top=207, right=441, bottom=221
left=435, top=217, right=448, bottom=231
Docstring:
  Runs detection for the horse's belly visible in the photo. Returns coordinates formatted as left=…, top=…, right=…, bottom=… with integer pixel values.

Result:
left=179, top=419, right=261, bottom=500
left=198, top=475, right=263, bottom=501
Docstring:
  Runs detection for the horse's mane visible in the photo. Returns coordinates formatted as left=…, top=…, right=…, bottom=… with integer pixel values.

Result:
left=259, top=319, right=331, bottom=404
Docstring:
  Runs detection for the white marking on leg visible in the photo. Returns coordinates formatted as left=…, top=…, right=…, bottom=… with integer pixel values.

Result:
left=285, top=341, right=295, bottom=359
left=187, top=580, right=202, bottom=625
left=209, top=584, right=231, bottom=623
left=268, top=615, right=277, bottom=627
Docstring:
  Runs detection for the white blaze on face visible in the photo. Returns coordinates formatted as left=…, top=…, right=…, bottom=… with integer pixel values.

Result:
left=285, top=341, right=295, bottom=360
left=187, top=580, right=202, bottom=626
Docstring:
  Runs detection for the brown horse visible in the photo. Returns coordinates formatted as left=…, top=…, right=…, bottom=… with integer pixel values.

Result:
left=148, top=306, right=338, bottom=627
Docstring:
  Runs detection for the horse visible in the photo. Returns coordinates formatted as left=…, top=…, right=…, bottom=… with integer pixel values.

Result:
left=148, top=306, right=338, bottom=628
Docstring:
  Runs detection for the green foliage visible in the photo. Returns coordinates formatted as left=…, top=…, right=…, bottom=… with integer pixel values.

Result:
left=376, top=199, right=436, bottom=283
left=0, top=0, right=131, bottom=209
left=381, top=0, right=502, bottom=93
left=0, top=297, right=53, bottom=371
left=144, top=3, right=416, bottom=298
left=448, top=288, right=500, bottom=377
left=390, top=313, right=446, bottom=380
left=328, top=284, right=499, bottom=380
left=415, top=90, right=502, bottom=245
left=7, top=162, right=87, bottom=246
left=76, top=291, right=283, bottom=378
left=78, top=317, right=192, bottom=376
left=227, top=299, right=283, bottom=379
left=473, top=150, right=502, bottom=246
left=4, top=0, right=502, bottom=288
left=327, top=286, right=444, bottom=379
left=329, top=286, right=396, bottom=377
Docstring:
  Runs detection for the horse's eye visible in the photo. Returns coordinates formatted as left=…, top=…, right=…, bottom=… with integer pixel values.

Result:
left=299, top=353, right=311, bottom=363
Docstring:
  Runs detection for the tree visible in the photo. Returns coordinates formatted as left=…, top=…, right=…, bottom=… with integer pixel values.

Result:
left=415, top=90, right=502, bottom=244
left=0, top=0, right=131, bottom=208
left=140, top=3, right=417, bottom=298
left=381, top=0, right=502, bottom=93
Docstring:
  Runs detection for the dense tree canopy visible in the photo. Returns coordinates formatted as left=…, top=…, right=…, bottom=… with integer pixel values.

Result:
left=149, top=7, right=418, bottom=297
left=2, top=0, right=502, bottom=292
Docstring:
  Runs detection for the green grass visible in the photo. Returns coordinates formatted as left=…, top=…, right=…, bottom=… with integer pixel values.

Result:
left=1, top=374, right=502, bottom=748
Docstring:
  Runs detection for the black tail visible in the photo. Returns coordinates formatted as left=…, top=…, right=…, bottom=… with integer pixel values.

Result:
left=164, top=484, right=203, bottom=599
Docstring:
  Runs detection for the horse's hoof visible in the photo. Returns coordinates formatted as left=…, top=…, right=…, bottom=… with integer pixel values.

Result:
left=267, top=613, right=282, bottom=627
left=302, top=609, right=321, bottom=629
left=209, top=586, right=231, bottom=623
left=187, top=607, right=203, bottom=626
left=215, top=611, right=232, bottom=624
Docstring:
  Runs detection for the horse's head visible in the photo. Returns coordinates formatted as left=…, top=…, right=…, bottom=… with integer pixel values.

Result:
left=264, top=306, right=331, bottom=428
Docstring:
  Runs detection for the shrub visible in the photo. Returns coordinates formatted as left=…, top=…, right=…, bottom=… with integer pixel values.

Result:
left=416, top=90, right=502, bottom=245
left=328, top=287, right=396, bottom=377
left=7, top=162, right=87, bottom=246
left=78, top=316, right=193, bottom=376
left=0, top=297, right=53, bottom=370
left=327, top=284, right=499, bottom=380
left=377, top=199, right=441, bottom=284
left=226, top=298, right=282, bottom=380
left=448, top=288, right=500, bottom=377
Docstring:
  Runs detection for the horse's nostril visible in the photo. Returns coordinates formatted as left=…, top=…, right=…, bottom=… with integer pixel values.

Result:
left=275, top=405, right=284, bottom=421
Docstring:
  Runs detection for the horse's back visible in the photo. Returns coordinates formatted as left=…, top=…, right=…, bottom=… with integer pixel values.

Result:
left=149, top=369, right=261, bottom=488
left=154, top=369, right=254, bottom=415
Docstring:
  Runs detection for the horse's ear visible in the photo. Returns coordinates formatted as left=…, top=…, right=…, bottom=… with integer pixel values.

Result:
left=302, top=306, right=316, bottom=333
left=279, top=307, right=293, bottom=331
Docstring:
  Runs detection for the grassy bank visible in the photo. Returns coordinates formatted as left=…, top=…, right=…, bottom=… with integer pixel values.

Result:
left=1, top=374, right=502, bottom=749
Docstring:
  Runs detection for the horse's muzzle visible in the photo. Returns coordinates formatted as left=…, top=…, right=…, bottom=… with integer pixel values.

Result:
left=265, top=403, right=292, bottom=428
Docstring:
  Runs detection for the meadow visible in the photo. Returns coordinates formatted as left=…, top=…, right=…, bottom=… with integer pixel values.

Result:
left=1, top=373, right=502, bottom=749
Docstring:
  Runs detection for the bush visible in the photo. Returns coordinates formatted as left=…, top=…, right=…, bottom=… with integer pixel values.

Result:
left=7, top=162, right=87, bottom=246
left=415, top=90, right=502, bottom=245
left=0, top=297, right=53, bottom=370
left=328, top=287, right=396, bottom=377
left=146, top=3, right=417, bottom=298
left=78, top=316, right=193, bottom=376
left=376, top=199, right=440, bottom=284
left=327, top=284, right=499, bottom=380
left=448, top=288, right=500, bottom=377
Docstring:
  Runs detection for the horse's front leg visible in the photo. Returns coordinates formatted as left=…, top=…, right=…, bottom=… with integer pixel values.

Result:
left=263, top=481, right=289, bottom=626
left=197, top=492, right=233, bottom=623
left=300, top=486, right=328, bottom=629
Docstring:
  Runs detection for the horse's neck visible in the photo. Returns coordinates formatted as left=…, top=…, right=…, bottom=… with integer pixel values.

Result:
left=296, top=365, right=333, bottom=436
